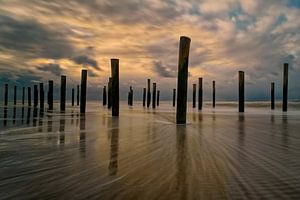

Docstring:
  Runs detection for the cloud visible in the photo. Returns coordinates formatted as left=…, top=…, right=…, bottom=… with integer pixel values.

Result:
left=72, top=55, right=101, bottom=71
left=37, top=63, right=63, bottom=76
left=153, top=61, right=176, bottom=78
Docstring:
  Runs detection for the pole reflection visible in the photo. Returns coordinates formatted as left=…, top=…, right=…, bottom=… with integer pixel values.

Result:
left=13, top=107, right=16, bottom=124
left=79, top=114, right=86, bottom=157
left=59, top=114, right=65, bottom=145
left=108, top=118, right=119, bottom=176
left=3, top=107, right=8, bottom=126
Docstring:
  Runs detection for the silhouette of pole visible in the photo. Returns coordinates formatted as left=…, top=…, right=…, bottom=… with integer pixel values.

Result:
left=176, top=36, right=191, bottom=124
left=173, top=88, right=176, bottom=107
left=111, top=59, right=119, bottom=116
left=152, top=83, right=156, bottom=109
left=282, top=63, right=288, bottom=112
left=157, top=90, right=160, bottom=107
left=103, top=86, right=107, bottom=106
left=60, top=75, right=66, bottom=112
left=34, top=85, right=38, bottom=107
left=22, top=87, right=25, bottom=105
left=193, top=84, right=196, bottom=108
left=72, top=88, right=75, bottom=106
left=130, top=86, right=133, bottom=106
left=80, top=69, right=87, bottom=114
left=27, top=87, right=31, bottom=106
left=77, top=85, right=80, bottom=106
left=143, top=88, right=146, bottom=107
left=108, top=78, right=112, bottom=109
left=212, top=81, right=215, bottom=108
left=4, top=84, right=8, bottom=106
left=198, top=78, right=203, bottom=110
left=271, top=82, right=275, bottom=110
left=147, top=79, right=151, bottom=108
left=39, top=83, right=44, bottom=110
left=239, top=71, right=244, bottom=113
left=14, top=85, right=17, bottom=105
left=48, top=80, right=53, bottom=110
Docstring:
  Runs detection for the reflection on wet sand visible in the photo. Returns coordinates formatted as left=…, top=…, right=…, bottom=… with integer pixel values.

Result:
left=26, top=107, right=31, bottom=124
left=33, top=108, right=38, bottom=127
left=108, top=117, right=119, bottom=176
left=13, top=107, right=16, bottom=124
left=59, top=114, right=65, bottom=145
left=21, top=107, right=24, bottom=124
left=79, top=114, right=86, bottom=156
left=281, top=114, right=289, bottom=147
left=3, top=107, right=7, bottom=126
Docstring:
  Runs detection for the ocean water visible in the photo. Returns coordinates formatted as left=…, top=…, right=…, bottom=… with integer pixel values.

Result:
left=0, top=101, right=300, bottom=199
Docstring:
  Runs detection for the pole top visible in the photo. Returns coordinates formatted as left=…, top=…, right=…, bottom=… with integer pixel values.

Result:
left=180, top=36, right=191, bottom=42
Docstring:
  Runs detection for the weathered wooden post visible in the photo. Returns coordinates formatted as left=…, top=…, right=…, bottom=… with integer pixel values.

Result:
left=198, top=78, right=203, bottom=110
left=152, top=83, right=156, bottom=109
left=80, top=69, right=87, bottom=114
left=77, top=85, right=80, bottom=106
left=173, top=88, right=176, bottom=107
left=176, top=36, right=191, bottom=124
left=72, top=88, right=75, bottom=106
left=103, top=86, right=107, bottom=106
left=193, top=84, right=196, bottom=108
left=60, top=75, right=66, bottom=112
left=4, top=84, right=8, bottom=106
left=282, top=63, right=288, bottom=112
left=48, top=80, right=53, bottom=110
left=143, top=88, right=146, bottom=107
left=239, top=71, right=244, bottom=112
left=271, top=82, right=275, bottom=110
left=157, top=90, right=160, bottom=107
left=111, top=59, right=119, bottom=116
left=212, top=81, right=216, bottom=108
left=147, top=79, right=151, bottom=108
left=108, top=77, right=112, bottom=109
left=39, top=83, right=44, bottom=110
left=14, top=85, right=17, bottom=105
left=130, top=86, right=133, bottom=106
left=22, top=87, right=25, bottom=105
left=28, top=87, right=31, bottom=106
left=34, top=85, right=38, bottom=107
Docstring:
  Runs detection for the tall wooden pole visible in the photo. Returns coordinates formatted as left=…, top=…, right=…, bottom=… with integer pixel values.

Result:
left=157, top=90, right=160, bottom=107
left=4, top=84, right=8, bottom=106
left=60, top=75, right=66, bottom=112
left=103, top=86, right=107, bottom=106
left=39, top=83, right=44, bottom=110
left=152, top=83, right=156, bottom=109
left=173, top=88, right=176, bottom=107
left=212, top=81, right=215, bottom=108
left=239, top=71, right=244, bottom=113
left=282, top=63, right=288, bottom=112
left=176, top=36, right=191, bottom=124
left=27, top=87, right=31, bottom=106
left=22, top=87, right=25, bottom=105
left=77, top=85, right=80, bottom=106
left=72, top=88, right=75, bottom=106
left=48, top=80, right=53, bottom=110
left=34, top=85, right=38, bottom=107
left=143, top=88, right=146, bottom=107
left=198, top=78, right=203, bottom=110
left=111, top=59, right=119, bottom=116
left=80, top=69, right=87, bottom=114
left=147, top=79, right=151, bottom=108
left=271, top=82, right=275, bottom=110
left=108, top=78, right=112, bottom=109
left=193, top=84, right=196, bottom=108
left=14, top=85, right=17, bottom=105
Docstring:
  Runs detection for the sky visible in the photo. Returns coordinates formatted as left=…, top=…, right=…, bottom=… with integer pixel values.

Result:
left=0, top=0, right=300, bottom=101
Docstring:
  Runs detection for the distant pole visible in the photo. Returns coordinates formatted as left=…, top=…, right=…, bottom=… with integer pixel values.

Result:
left=4, top=84, right=8, bottom=106
left=193, top=84, right=196, bottom=108
left=28, top=87, right=31, bottom=106
left=14, top=85, right=17, bottom=105
left=39, top=83, right=44, bottom=110
left=198, top=78, right=203, bottom=110
left=77, top=85, right=80, bottom=106
left=128, top=91, right=130, bottom=105
left=239, top=71, right=244, bottom=113
left=111, top=59, right=119, bottom=116
left=147, top=79, right=151, bottom=108
left=130, top=86, right=133, bottom=106
left=157, top=90, right=160, bottom=107
left=176, top=36, right=191, bottom=124
left=22, top=87, right=25, bottom=105
left=152, top=83, right=156, bottom=109
left=173, top=89, right=176, bottom=107
left=34, top=85, right=38, bottom=107
left=271, top=82, right=275, bottom=110
left=108, top=78, right=112, bottom=109
left=80, top=69, right=87, bottom=114
left=143, top=88, right=146, bottom=107
left=103, top=86, right=107, bottom=106
left=72, top=88, right=75, bottom=106
left=212, top=81, right=215, bottom=108
left=60, top=75, right=66, bottom=112
left=282, top=63, right=288, bottom=112
left=48, top=80, right=53, bottom=110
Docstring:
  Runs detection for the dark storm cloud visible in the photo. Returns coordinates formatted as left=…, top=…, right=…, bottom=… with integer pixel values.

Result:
left=72, top=55, right=101, bottom=71
left=153, top=61, right=176, bottom=78
left=37, top=63, right=63, bottom=76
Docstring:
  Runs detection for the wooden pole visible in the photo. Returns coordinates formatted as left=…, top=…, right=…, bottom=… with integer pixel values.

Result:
left=152, top=83, right=156, bottom=109
left=143, top=88, right=146, bottom=107
left=39, top=83, right=44, bottom=110
left=22, top=87, right=25, bottom=105
left=72, top=88, right=75, bottom=106
left=80, top=69, right=87, bottom=114
left=130, top=86, right=133, bottom=106
left=34, top=85, right=38, bottom=107
left=193, top=83, right=196, bottom=108
left=173, top=88, right=176, bottom=107
left=103, top=86, right=107, bottom=106
left=271, top=82, right=275, bottom=110
left=60, top=75, right=66, bottom=112
left=147, top=79, right=151, bottom=108
left=239, top=71, right=244, bottom=112
left=176, top=36, right=191, bottom=124
left=111, top=59, right=119, bottom=116
left=4, top=84, right=8, bottom=106
left=14, top=85, right=17, bottom=105
left=157, top=90, right=160, bottom=107
left=282, top=63, right=288, bottom=112
left=48, top=80, right=53, bottom=110
left=77, top=85, right=80, bottom=106
left=108, top=78, right=112, bottom=109
left=212, top=81, right=215, bottom=108
left=28, top=87, right=31, bottom=106
left=198, top=78, right=203, bottom=110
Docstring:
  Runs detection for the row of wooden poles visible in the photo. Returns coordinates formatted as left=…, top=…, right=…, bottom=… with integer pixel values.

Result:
left=2, top=37, right=290, bottom=124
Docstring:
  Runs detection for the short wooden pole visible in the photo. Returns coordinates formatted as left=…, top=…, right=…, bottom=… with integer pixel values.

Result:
left=28, top=87, right=31, bottom=106
left=77, top=85, right=80, bottom=106
left=212, top=81, right=215, bottom=108
left=130, top=86, right=133, bottom=106
left=271, top=82, right=275, bottom=110
left=34, top=85, right=38, bottom=107
left=173, top=88, right=176, bottom=107
left=14, top=85, right=17, bottom=105
left=152, top=83, right=156, bottom=109
left=103, top=86, right=107, bottom=106
left=108, top=78, right=112, bottom=109
left=193, top=83, right=196, bottom=108
left=4, top=84, right=8, bottom=106
left=60, top=75, right=66, bottom=112
left=157, top=90, right=160, bottom=107
left=72, top=88, right=75, bottom=106
left=239, top=71, right=244, bottom=112
left=48, top=80, right=53, bottom=110
left=39, top=83, right=44, bottom=110
left=80, top=69, right=87, bottom=114
left=176, top=36, right=191, bottom=124
left=143, top=88, right=146, bottom=107
left=111, top=59, right=119, bottom=116
left=147, top=79, right=151, bottom=108
left=198, top=78, right=203, bottom=110
left=22, top=87, right=25, bottom=105
left=282, top=63, right=288, bottom=112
